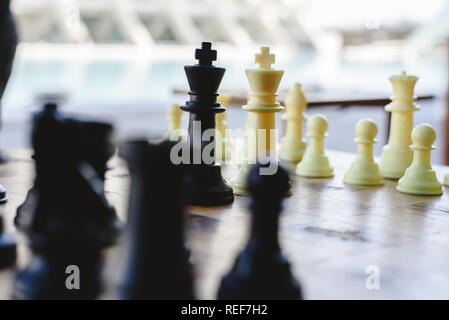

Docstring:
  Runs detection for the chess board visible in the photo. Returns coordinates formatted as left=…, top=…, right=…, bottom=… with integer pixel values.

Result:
left=2, top=148, right=449, bottom=299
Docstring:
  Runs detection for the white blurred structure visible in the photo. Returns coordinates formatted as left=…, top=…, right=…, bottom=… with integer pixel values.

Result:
left=10, top=0, right=312, bottom=61
left=10, top=0, right=449, bottom=63
left=12, top=0, right=313, bottom=45
left=2, top=0, right=448, bottom=161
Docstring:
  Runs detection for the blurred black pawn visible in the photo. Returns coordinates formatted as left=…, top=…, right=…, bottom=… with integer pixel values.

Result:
left=14, top=103, right=122, bottom=299
left=217, top=162, right=302, bottom=299
left=118, top=140, right=193, bottom=299
left=181, top=42, right=234, bottom=206
left=0, top=214, right=16, bottom=269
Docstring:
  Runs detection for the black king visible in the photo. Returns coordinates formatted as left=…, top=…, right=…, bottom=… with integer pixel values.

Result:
left=181, top=42, right=234, bottom=206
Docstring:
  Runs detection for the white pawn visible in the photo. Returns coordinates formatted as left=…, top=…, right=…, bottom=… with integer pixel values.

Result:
left=343, top=119, right=384, bottom=186
left=296, top=114, right=333, bottom=178
left=279, top=83, right=307, bottom=163
left=163, top=104, right=184, bottom=140
left=397, top=124, right=442, bottom=195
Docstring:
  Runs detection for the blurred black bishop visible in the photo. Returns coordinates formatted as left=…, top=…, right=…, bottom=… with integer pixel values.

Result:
left=181, top=42, right=234, bottom=206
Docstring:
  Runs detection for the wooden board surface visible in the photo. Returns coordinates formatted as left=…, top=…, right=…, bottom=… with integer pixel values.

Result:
left=1, top=148, right=449, bottom=299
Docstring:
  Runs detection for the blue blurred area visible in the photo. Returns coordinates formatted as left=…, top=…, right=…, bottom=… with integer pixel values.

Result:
left=1, top=0, right=448, bottom=163
left=3, top=50, right=446, bottom=112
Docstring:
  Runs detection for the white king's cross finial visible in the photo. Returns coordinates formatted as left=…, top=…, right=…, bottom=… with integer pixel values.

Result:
left=255, top=47, right=275, bottom=69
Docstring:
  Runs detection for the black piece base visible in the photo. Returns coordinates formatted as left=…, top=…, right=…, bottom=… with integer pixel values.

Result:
left=14, top=252, right=102, bottom=300
left=0, top=234, right=16, bottom=269
left=119, top=248, right=194, bottom=300
left=14, top=187, right=123, bottom=246
left=184, top=164, right=234, bottom=206
left=217, top=253, right=302, bottom=300
left=0, top=152, right=8, bottom=164
left=0, top=183, right=7, bottom=204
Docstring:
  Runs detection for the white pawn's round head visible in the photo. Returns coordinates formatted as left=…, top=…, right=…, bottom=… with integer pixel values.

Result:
left=412, top=123, right=436, bottom=147
left=355, top=119, right=378, bottom=141
left=307, top=114, right=328, bottom=135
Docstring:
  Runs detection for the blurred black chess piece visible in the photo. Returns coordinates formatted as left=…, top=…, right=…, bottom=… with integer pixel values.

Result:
left=181, top=42, right=234, bottom=206
left=0, top=0, right=17, bottom=203
left=0, top=0, right=17, bottom=165
left=0, top=184, right=6, bottom=204
left=217, top=162, right=302, bottom=299
left=13, top=103, right=123, bottom=299
left=0, top=213, right=16, bottom=269
left=118, top=140, right=193, bottom=299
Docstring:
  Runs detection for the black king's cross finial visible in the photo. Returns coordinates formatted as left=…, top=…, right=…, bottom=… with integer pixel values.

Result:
left=195, top=42, right=217, bottom=66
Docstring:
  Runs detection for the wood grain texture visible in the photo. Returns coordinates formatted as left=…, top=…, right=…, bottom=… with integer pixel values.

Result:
left=1, top=148, right=449, bottom=299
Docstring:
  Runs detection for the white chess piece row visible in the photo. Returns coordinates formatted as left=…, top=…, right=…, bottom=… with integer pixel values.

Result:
left=165, top=45, right=447, bottom=197
left=294, top=114, right=442, bottom=196
left=281, top=70, right=445, bottom=196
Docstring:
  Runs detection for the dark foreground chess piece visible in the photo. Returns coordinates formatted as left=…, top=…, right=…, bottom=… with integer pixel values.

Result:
left=0, top=0, right=16, bottom=99
left=118, top=140, right=193, bottom=299
left=217, top=162, right=302, bottom=299
left=0, top=214, right=16, bottom=269
left=0, top=185, right=6, bottom=204
left=181, top=42, right=234, bottom=206
left=0, top=0, right=17, bottom=177
left=0, top=0, right=17, bottom=165
left=13, top=103, right=123, bottom=299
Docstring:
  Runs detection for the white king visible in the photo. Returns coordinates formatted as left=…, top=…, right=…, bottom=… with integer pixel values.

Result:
left=379, top=71, right=420, bottom=179
left=230, top=47, right=284, bottom=196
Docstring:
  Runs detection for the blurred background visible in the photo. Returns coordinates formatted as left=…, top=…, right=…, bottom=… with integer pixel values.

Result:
left=1, top=0, right=448, bottom=162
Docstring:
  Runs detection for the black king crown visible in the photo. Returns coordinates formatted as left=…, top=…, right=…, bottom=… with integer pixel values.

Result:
left=182, top=42, right=225, bottom=113
left=181, top=42, right=234, bottom=206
